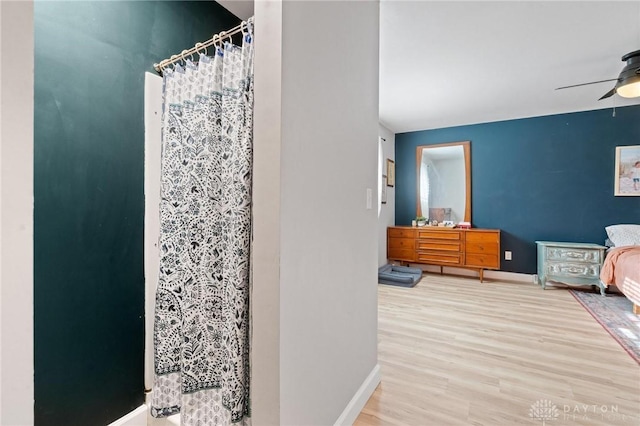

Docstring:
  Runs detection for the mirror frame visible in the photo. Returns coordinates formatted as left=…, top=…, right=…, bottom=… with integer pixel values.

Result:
left=415, top=141, right=471, bottom=222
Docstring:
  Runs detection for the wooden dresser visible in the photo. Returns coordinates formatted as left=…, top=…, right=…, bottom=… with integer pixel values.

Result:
left=387, top=226, right=501, bottom=282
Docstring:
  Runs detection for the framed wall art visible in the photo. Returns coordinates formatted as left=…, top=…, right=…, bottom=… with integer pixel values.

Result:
left=386, top=159, right=395, bottom=187
left=614, top=145, right=640, bottom=196
left=381, top=175, right=387, bottom=204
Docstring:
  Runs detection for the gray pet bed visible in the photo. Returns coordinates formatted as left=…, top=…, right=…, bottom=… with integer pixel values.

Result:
left=378, top=264, right=423, bottom=287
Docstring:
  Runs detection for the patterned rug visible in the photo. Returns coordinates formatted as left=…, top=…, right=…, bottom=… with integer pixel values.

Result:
left=570, top=289, right=640, bottom=364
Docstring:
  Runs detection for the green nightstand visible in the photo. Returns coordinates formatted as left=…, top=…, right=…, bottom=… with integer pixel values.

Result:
left=535, top=241, right=606, bottom=293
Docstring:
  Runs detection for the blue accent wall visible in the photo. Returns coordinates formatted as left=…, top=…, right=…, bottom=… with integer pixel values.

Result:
left=395, top=105, right=640, bottom=274
left=34, top=2, right=240, bottom=425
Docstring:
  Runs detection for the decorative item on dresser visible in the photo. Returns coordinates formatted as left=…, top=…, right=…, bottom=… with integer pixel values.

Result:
left=387, top=226, right=500, bottom=282
left=535, top=241, right=606, bottom=291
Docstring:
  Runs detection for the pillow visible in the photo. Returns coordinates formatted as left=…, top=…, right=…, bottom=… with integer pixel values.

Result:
left=605, top=224, right=640, bottom=247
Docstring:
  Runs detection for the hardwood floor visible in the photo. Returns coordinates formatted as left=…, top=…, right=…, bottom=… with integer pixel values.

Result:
left=355, top=274, right=640, bottom=426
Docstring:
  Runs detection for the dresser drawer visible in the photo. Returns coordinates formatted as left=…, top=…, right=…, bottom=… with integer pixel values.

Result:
left=466, top=253, right=499, bottom=269
left=465, top=231, right=499, bottom=243
left=388, top=228, right=416, bottom=239
left=417, top=230, right=461, bottom=240
left=388, top=248, right=415, bottom=262
left=388, top=238, right=415, bottom=250
left=545, top=247, right=602, bottom=263
left=545, top=262, right=600, bottom=279
left=417, top=240, right=461, bottom=252
left=466, top=241, right=498, bottom=255
left=416, top=252, right=462, bottom=265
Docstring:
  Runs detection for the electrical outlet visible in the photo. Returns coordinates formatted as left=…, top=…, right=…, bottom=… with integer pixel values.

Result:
left=505, top=251, right=512, bottom=260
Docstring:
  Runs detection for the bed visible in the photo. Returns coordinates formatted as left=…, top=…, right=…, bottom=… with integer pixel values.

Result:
left=599, top=224, right=640, bottom=314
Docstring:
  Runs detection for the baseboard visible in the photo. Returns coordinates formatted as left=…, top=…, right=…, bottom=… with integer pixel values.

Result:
left=484, top=269, right=535, bottom=283
left=334, top=364, right=381, bottom=426
left=410, top=264, right=535, bottom=283
left=108, top=405, right=147, bottom=426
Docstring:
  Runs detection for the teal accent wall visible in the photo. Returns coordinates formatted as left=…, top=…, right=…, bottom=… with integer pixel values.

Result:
left=395, top=105, right=640, bottom=274
left=34, top=2, right=240, bottom=424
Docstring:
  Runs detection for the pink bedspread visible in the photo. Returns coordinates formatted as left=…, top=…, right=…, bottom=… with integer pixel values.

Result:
left=600, top=246, right=640, bottom=306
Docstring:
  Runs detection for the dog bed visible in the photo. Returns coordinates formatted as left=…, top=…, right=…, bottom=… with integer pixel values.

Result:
left=378, top=264, right=423, bottom=287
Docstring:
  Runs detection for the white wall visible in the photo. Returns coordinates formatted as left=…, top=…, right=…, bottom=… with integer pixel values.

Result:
left=378, top=124, right=395, bottom=267
left=253, top=1, right=380, bottom=424
left=279, top=2, right=379, bottom=423
left=251, top=1, right=283, bottom=424
left=143, top=73, right=163, bottom=391
left=0, top=1, right=34, bottom=424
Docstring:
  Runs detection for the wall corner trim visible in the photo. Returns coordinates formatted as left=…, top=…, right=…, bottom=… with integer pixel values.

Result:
left=334, top=364, right=381, bottom=426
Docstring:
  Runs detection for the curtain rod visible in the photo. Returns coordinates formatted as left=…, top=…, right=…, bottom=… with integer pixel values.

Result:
left=154, top=17, right=253, bottom=73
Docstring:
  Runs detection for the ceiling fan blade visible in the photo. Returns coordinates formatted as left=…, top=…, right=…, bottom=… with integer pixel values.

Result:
left=555, top=78, right=618, bottom=90
left=598, top=87, right=616, bottom=100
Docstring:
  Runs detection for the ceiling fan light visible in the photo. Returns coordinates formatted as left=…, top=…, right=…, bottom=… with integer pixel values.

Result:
left=616, top=78, right=640, bottom=98
left=615, top=50, right=640, bottom=98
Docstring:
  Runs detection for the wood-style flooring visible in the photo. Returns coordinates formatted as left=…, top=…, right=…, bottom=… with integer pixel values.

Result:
left=355, top=274, right=640, bottom=426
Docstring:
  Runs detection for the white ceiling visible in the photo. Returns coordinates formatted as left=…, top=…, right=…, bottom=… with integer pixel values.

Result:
left=219, top=1, right=640, bottom=133
left=218, top=0, right=254, bottom=21
left=380, top=1, right=640, bottom=133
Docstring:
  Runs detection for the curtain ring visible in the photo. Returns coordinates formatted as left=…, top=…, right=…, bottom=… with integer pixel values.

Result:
left=195, top=42, right=207, bottom=57
left=170, top=54, right=179, bottom=70
left=180, top=50, right=189, bottom=65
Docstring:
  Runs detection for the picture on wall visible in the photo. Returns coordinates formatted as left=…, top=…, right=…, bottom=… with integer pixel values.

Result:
left=381, top=175, right=387, bottom=204
left=614, top=145, right=640, bottom=196
left=386, top=159, right=395, bottom=187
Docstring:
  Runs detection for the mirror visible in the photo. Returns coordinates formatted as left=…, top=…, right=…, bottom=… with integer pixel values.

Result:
left=416, top=141, right=471, bottom=223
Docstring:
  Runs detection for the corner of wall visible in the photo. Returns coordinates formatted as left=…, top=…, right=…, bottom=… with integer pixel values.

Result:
left=0, top=1, right=34, bottom=424
left=251, top=1, right=283, bottom=424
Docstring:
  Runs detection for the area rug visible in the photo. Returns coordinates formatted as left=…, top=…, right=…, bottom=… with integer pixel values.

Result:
left=570, top=289, right=640, bottom=364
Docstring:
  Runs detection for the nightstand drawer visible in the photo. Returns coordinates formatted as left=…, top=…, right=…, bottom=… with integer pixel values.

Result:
left=545, top=262, right=600, bottom=279
left=546, top=247, right=602, bottom=263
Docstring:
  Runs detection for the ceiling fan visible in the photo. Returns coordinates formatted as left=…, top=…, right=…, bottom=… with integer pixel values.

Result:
left=556, top=49, right=640, bottom=100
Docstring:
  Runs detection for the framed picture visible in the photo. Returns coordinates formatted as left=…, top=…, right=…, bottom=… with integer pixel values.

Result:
left=381, top=175, right=387, bottom=204
left=614, top=145, right=640, bottom=196
left=386, top=159, right=395, bottom=187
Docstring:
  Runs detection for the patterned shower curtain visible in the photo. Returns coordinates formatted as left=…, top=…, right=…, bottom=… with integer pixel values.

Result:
left=150, top=23, right=253, bottom=426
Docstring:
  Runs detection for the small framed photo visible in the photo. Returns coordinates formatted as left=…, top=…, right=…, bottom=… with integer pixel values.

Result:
left=381, top=175, right=387, bottom=204
left=614, top=145, right=640, bottom=196
left=386, top=159, right=395, bottom=187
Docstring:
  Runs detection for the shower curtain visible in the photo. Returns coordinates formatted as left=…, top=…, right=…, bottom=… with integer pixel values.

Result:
left=150, top=25, right=253, bottom=426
